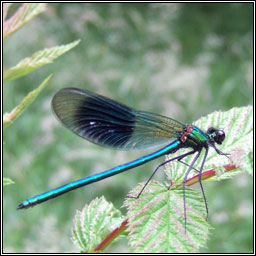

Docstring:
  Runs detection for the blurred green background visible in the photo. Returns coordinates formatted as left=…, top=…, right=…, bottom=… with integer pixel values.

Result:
left=3, top=3, right=253, bottom=253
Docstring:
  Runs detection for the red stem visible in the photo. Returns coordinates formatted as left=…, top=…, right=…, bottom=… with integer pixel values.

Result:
left=94, top=219, right=129, bottom=252
left=94, top=164, right=236, bottom=252
left=185, top=164, right=236, bottom=186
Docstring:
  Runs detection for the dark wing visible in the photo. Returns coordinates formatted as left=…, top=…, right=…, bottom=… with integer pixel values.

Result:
left=51, top=88, right=185, bottom=150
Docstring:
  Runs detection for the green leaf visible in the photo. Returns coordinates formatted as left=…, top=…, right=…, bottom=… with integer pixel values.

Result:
left=165, top=106, right=253, bottom=182
left=229, top=148, right=253, bottom=175
left=125, top=181, right=211, bottom=253
left=72, top=196, right=125, bottom=253
left=3, top=177, right=15, bottom=186
left=3, top=40, right=80, bottom=83
left=3, top=74, right=52, bottom=129
left=3, top=3, right=47, bottom=39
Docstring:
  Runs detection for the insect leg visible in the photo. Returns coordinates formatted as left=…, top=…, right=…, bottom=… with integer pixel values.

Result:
left=127, top=149, right=197, bottom=199
left=183, top=148, right=202, bottom=232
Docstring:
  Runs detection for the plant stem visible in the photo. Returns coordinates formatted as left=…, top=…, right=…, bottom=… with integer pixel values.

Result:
left=94, top=219, right=129, bottom=252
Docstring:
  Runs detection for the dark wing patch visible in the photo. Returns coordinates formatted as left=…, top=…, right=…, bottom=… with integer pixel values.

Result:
left=52, top=88, right=185, bottom=150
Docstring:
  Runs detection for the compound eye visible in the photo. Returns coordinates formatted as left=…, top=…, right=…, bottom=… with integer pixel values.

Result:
left=215, top=130, right=225, bottom=145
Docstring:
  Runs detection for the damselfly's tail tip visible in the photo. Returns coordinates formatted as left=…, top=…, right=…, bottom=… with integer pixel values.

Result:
left=17, top=203, right=25, bottom=210
left=17, top=201, right=29, bottom=210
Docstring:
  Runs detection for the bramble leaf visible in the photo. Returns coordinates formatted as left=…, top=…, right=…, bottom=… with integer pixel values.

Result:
left=72, top=196, right=125, bottom=253
left=125, top=181, right=211, bottom=253
left=3, top=178, right=15, bottom=186
left=3, top=40, right=80, bottom=83
left=3, top=3, right=47, bottom=39
left=165, top=106, right=253, bottom=182
left=3, top=74, right=52, bottom=129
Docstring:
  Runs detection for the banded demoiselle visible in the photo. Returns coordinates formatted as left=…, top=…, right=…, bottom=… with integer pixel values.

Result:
left=17, top=88, right=229, bottom=227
